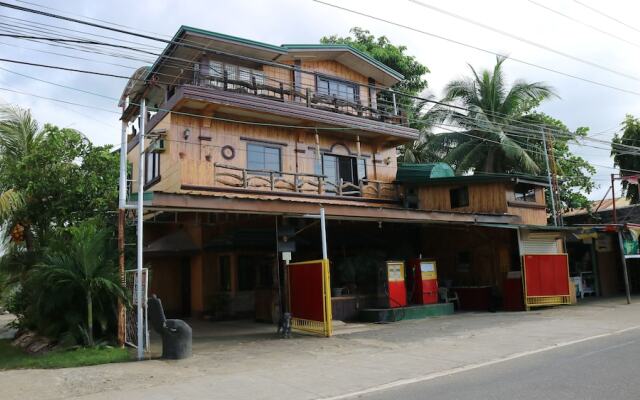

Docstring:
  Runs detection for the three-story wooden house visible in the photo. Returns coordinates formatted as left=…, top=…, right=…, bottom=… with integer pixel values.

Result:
left=120, top=27, right=559, bottom=321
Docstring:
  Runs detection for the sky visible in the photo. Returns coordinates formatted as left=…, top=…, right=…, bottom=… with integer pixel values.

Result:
left=0, top=0, right=639, bottom=201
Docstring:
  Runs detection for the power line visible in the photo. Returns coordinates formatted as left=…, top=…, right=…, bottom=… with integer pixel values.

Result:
left=573, top=0, right=640, bottom=35
left=408, top=0, right=640, bottom=83
left=527, top=0, right=640, bottom=49
left=312, top=0, right=640, bottom=97
left=4, top=80, right=637, bottom=180
left=0, top=5, right=630, bottom=144
left=2, top=55, right=635, bottom=160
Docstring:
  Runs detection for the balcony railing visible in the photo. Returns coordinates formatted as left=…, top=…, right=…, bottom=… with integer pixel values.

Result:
left=190, top=63, right=413, bottom=126
left=212, top=163, right=398, bottom=200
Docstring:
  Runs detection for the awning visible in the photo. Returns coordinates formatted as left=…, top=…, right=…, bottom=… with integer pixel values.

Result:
left=144, top=230, right=199, bottom=255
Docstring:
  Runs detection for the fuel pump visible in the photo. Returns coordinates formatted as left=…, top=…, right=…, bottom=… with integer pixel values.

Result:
left=378, top=260, right=407, bottom=308
left=408, top=259, right=438, bottom=305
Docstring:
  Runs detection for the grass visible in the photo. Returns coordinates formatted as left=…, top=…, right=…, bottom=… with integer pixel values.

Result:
left=0, top=339, right=132, bottom=370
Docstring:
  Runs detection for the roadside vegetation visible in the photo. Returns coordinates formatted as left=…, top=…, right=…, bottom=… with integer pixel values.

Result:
left=0, top=105, right=129, bottom=366
left=0, top=339, right=130, bottom=370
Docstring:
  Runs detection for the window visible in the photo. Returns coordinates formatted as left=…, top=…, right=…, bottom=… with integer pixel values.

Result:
left=316, top=154, right=366, bottom=194
left=145, top=152, right=160, bottom=184
left=317, top=76, right=358, bottom=102
left=247, top=143, right=281, bottom=172
left=450, top=186, right=469, bottom=208
left=514, top=183, right=537, bottom=202
left=208, top=60, right=264, bottom=85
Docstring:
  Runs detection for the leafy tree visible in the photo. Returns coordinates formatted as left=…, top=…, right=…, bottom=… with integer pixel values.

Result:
left=430, top=56, right=556, bottom=174
left=612, top=115, right=640, bottom=204
left=0, top=106, right=119, bottom=247
left=519, top=113, right=596, bottom=212
left=321, top=27, right=429, bottom=95
left=0, top=105, right=122, bottom=344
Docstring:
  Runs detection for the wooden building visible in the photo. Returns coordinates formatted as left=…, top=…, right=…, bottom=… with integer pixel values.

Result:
left=120, top=26, right=558, bottom=321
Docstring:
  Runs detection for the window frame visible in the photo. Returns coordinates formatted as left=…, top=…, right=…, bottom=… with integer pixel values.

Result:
left=315, top=74, right=360, bottom=103
left=144, top=151, right=161, bottom=187
left=514, top=183, right=537, bottom=203
left=449, top=186, right=470, bottom=208
left=246, top=142, right=282, bottom=173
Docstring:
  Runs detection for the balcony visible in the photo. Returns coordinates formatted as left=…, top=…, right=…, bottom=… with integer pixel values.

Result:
left=174, top=160, right=399, bottom=204
left=191, top=66, right=410, bottom=124
left=147, top=60, right=419, bottom=142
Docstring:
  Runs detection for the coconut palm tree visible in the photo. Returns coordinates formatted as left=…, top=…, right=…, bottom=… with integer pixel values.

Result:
left=430, top=56, right=557, bottom=174
left=35, top=221, right=125, bottom=346
left=0, top=105, right=47, bottom=250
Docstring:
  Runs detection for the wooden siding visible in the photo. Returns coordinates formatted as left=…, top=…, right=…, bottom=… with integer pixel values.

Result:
left=300, top=60, right=371, bottom=105
left=418, top=182, right=509, bottom=214
left=420, top=225, right=517, bottom=293
left=506, top=205, right=547, bottom=225
left=129, top=112, right=400, bottom=200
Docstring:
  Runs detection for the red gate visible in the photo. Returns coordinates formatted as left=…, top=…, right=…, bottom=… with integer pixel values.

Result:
left=287, top=259, right=332, bottom=337
left=522, top=254, right=571, bottom=309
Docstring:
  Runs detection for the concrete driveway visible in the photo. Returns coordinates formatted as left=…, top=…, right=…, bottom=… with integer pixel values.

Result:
left=2, top=298, right=639, bottom=400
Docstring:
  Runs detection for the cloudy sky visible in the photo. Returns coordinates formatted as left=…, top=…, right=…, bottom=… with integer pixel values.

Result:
left=1, top=0, right=639, bottom=200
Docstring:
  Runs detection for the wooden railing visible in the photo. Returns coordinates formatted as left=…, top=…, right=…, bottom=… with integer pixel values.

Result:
left=212, top=163, right=398, bottom=200
left=192, top=66, right=409, bottom=126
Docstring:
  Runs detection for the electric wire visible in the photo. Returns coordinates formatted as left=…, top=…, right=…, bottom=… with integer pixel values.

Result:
left=527, top=0, right=640, bottom=49
left=408, top=0, right=640, bottom=83
left=0, top=9, right=629, bottom=145
left=312, top=0, right=640, bottom=97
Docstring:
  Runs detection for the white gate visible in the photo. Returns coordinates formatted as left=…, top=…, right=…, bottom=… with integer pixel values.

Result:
left=124, top=268, right=150, bottom=351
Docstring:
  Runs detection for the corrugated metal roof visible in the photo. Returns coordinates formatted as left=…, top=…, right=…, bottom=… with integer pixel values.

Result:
left=564, top=197, right=635, bottom=217
left=395, top=163, right=455, bottom=183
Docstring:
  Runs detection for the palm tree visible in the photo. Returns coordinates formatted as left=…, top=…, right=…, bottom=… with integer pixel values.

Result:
left=35, top=221, right=125, bottom=346
left=430, top=56, right=557, bottom=174
left=0, top=105, right=47, bottom=250
left=0, top=105, right=46, bottom=161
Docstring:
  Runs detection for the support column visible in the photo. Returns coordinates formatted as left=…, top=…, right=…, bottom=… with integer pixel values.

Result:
left=186, top=214, right=205, bottom=317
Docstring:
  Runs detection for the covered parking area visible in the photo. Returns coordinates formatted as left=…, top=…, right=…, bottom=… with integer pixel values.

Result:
left=136, top=191, right=569, bottom=343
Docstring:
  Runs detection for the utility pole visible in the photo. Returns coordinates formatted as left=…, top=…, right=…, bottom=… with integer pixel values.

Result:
left=546, top=130, right=563, bottom=226
left=117, top=115, right=128, bottom=347
left=541, top=128, right=557, bottom=226
left=136, top=98, right=146, bottom=360
left=611, top=173, right=618, bottom=224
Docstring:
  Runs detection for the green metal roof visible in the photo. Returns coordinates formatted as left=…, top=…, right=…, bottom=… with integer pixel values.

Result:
left=395, top=164, right=548, bottom=186
left=180, top=25, right=287, bottom=53
left=146, top=26, right=404, bottom=81
left=281, top=43, right=405, bottom=80
left=396, top=163, right=455, bottom=183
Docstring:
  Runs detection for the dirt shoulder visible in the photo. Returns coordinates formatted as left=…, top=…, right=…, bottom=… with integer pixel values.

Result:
left=1, top=298, right=638, bottom=400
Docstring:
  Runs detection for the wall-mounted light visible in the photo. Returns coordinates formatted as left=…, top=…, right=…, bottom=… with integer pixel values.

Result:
left=183, top=128, right=191, bottom=140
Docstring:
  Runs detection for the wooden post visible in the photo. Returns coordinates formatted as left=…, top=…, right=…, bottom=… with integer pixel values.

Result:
left=223, top=69, right=228, bottom=91
left=242, top=169, right=248, bottom=188
left=318, top=176, right=324, bottom=195
left=252, top=76, right=257, bottom=95
left=279, top=82, right=284, bottom=100
left=270, top=171, right=275, bottom=191
left=306, top=88, right=311, bottom=107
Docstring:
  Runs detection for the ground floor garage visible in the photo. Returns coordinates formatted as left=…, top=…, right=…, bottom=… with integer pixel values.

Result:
left=141, top=210, right=540, bottom=325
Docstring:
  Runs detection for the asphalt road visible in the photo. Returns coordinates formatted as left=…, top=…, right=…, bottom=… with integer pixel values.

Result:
left=358, top=329, right=640, bottom=400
